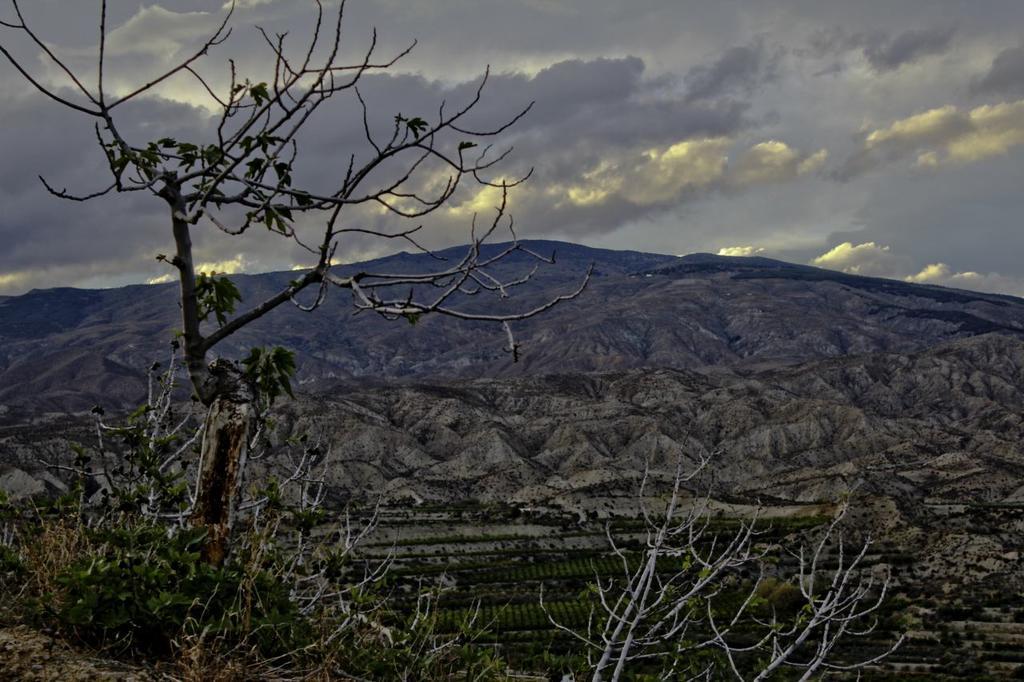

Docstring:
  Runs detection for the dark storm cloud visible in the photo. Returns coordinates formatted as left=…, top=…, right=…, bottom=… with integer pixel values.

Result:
left=807, top=26, right=956, bottom=73
left=683, top=41, right=784, bottom=103
left=4, top=0, right=1024, bottom=297
left=247, top=54, right=753, bottom=224
left=0, top=91, right=215, bottom=276
left=0, top=52, right=757, bottom=291
left=863, top=27, right=956, bottom=72
left=291, top=58, right=757, bottom=242
left=971, top=44, right=1024, bottom=98
left=449, top=58, right=751, bottom=147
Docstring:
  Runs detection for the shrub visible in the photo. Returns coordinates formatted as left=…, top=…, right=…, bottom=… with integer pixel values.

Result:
left=49, top=522, right=304, bottom=656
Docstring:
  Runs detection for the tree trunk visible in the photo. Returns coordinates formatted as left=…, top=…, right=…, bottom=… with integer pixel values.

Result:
left=190, top=359, right=255, bottom=566
left=161, top=184, right=254, bottom=566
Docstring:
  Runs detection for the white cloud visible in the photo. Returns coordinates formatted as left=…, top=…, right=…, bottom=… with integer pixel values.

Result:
left=948, top=100, right=1024, bottom=163
left=728, top=141, right=827, bottom=186
left=842, top=99, right=1024, bottom=176
left=0, top=271, right=28, bottom=292
left=224, top=0, right=278, bottom=8
left=905, top=262, right=953, bottom=283
left=811, top=241, right=894, bottom=275
left=904, top=262, right=1024, bottom=295
left=542, top=136, right=827, bottom=211
left=797, top=149, right=829, bottom=175
left=541, top=137, right=730, bottom=209
left=146, top=254, right=249, bottom=285
left=808, top=246, right=1024, bottom=297
left=39, top=5, right=233, bottom=111
left=101, top=6, right=218, bottom=59
left=717, top=245, right=765, bottom=257
left=864, top=105, right=964, bottom=149
left=623, top=138, right=732, bottom=204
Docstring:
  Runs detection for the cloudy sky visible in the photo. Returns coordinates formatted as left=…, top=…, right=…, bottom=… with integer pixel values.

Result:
left=2, top=0, right=1024, bottom=296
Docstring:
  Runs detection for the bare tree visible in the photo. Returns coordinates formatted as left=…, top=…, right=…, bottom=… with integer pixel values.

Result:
left=543, top=454, right=903, bottom=680
left=40, top=346, right=202, bottom=527
left=0, top=0, right=588, bottom=564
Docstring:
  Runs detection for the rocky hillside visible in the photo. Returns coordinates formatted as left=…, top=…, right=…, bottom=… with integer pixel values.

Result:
left=262, top=333, right=1024, bottom=507
left=2, top=240, right=1023, bottom=413
left=6, top=333, right=1023, bottom=510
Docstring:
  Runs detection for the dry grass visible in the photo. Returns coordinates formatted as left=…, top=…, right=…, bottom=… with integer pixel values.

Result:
left=169, top=626, right=342, bottom=682
left=17, top=514, right=90, bottom=607
left=172, top=630, right=255, bottom=682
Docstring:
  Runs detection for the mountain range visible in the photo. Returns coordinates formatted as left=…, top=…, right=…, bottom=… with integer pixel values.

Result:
left=4, top=238, right=1024, bottom=506
left=2, top=239, right=1023, bottom=414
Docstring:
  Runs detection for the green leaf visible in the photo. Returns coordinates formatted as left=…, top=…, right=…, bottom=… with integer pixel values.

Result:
left=126, top=403, right=153, bottom=422
left=263, top=207, right=289, bottom=234
left=242, top=346, right=297, bottom=405
left=203, top=145, right=224, bottom=166
left=194, top=273, right=242, bottom=327
left=405, top=116, right=429, bottom=139
left=249, top=82, right=270, bottom=106
left=245, top=157, right=265, bottom=178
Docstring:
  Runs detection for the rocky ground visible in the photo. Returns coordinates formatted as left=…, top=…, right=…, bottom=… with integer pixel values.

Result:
left=0, top=627, right=157, bottom=681
left=7, top=334, right=1024, bottom=509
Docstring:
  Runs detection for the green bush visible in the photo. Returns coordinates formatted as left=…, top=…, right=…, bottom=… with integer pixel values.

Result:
left=52, top=522, right=303, bottom=655
left=0, top=544, right=24, bottom=590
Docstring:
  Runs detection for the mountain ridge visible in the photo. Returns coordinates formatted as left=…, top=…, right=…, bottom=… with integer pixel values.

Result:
left=2, top=240, right=1023, bottom=412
